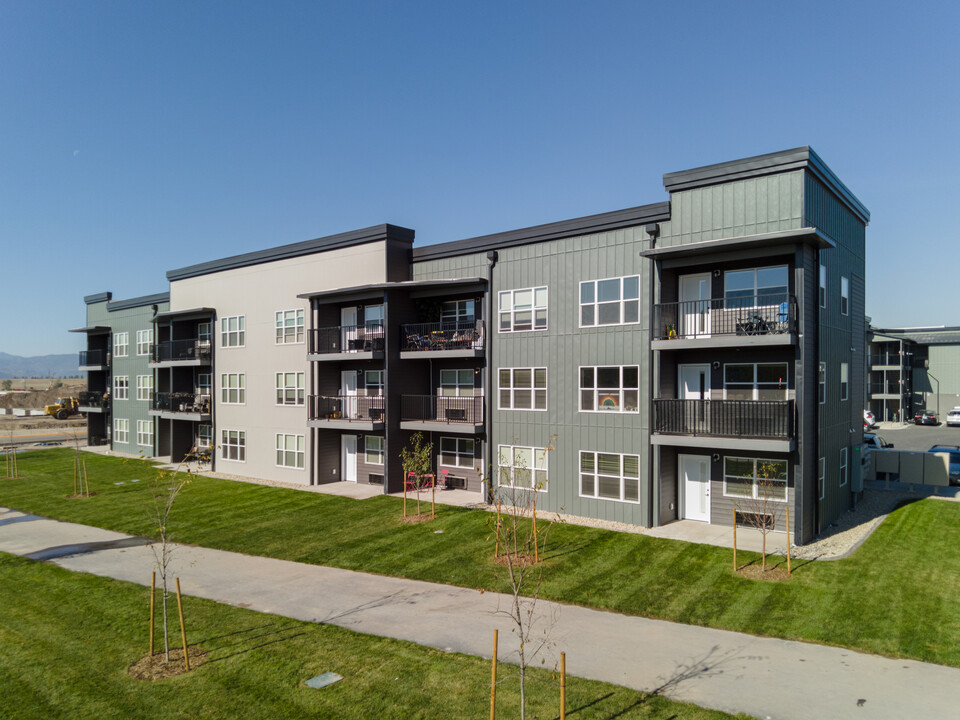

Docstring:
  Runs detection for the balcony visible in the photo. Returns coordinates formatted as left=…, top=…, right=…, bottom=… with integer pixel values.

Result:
left=79, top=349, right=110, bottom=371
left=307, top=394, right=385, bottom=430
left=400, top=320, right=485, bottom=358
left=78, top=390, right=109, bottom=413
left=652, top=294, right=797, bottom=350
left=151, top=339, right=212, bottom=366
left=149, top=392, right=211, bottom=421
left=652, top=399, right=794, bottom=452
left=308, top=324, right=385, bottom=361
left=400, top=395, right=484, bottom=434
left=869, top=383, right=903, bottom=397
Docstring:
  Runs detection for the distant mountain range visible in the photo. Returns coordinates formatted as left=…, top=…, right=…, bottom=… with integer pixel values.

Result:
left=0, top=352, right=81, bottom=378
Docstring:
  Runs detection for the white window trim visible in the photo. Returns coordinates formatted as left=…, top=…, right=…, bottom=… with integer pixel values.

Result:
left=497, top=444, right=548, bottom=491
left=498, top=286, right=548, bottom=333
left=136, top=329, right=153, bottom=356
left=839, top=447, right=848, bottom=487
left=498, top=367, right=547, bottom=411
left=722, top=363, right=789, bottom=401
left=819, top=264, right=827, bottom=309
left=721, top=456, right=788, bottom=502
left=440, top=436, right=475, bottom=469
left=137, top=420, right=153, bottom=447
left=578, top=365, right=641, bottom=414
left=220, top=315, right=246, bottom=348
left=840, top=276, right=849, bottom=316
left=441, top=299, right=475, bottom=323
left=723, top=265, right=789, bottom=307
left=275, top=308, right=305, bottom=345
left=365, top=435, right=385, bottom=466
left=364, top=370, right=384, bottom=397
left=221, top=373, right=246, bottom=405
left=221, top=429, right=246, bottom=463
left=275, top=371, right=305, bottom=406
left=113, top=375, right=129, bottom=400
left=818, top=362, right=826, bottom=405
left=440, top=368, right=475, bottom=397
left=275, top=433, right=305, bottom=469
left=113, top=418, right=129, bottom=444
left=113, top=332, right=129, bottom=358
left=136, top=375, right=153, bottom=402
left=578, top=450, right=641, bottom=504
left=818, top=456, right=826, bottom=500
left=579, top=275, right=641, bottom=328
left=840, top=362, right=849, bottom=401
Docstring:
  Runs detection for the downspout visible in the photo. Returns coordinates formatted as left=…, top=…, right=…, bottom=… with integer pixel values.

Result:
left=644, top=224, right=658, bottom=528
left=484, top=250, right=498, bottom=504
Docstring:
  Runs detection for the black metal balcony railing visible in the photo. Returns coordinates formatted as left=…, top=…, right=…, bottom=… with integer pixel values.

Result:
left=79, top=349, right=109, bottom=366
left=401, top=395, right=484, bottom=425
left=653, top=399, right=793, bottom=440
left=868, top=383, right=903, bottom=395
left=654, top=293, right=797, bottom=340
left=78, top=390, right=109, bottom=409
left=309, top=324, right=385, bottom=354
left=153, top=392, right=211, bottom=414
left=309, top=394, right=385, bottom=422
left=401, top=320, right=485, bottom=352
left=152, top=339, right=212, bottom=363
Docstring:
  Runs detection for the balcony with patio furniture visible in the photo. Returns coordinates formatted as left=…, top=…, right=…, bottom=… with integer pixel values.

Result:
left=399, top=320, right=485, bottom=358
left=307, top=394, right=386, bottom=431
left=151, top=339, right=212, bottom=366
left=307, top=324, right=386, bottom=361
left=149, top=392, right=212, bottom=421
left=652, top=293, right=798, bottom=350
left=651, top=398, right=795, bottom=452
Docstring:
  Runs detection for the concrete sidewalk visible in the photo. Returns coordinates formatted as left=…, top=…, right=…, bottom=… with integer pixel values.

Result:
left=2, top=507, right=958, bottom=720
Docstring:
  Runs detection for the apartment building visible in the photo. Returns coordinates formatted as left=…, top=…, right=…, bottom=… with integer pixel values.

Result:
left=76, top=146, right=867, bottom=543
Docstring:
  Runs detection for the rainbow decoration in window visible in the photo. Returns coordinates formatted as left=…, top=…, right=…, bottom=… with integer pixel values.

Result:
left=599, top=394, right=620, bottom=410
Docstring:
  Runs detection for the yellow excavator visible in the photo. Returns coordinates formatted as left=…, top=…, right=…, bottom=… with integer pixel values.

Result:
left=44, top=397, right=80, bottom=420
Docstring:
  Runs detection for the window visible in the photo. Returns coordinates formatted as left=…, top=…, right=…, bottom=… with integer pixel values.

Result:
left=221, top=429, right=245, bottom=462
left=275, top=372, right=304, bottom=405
left=275, top=309, right=304, bottom=344
left=724, top=266, right=788, bottom=308
left=579, top=451, right=640, bottom=503
left=441, top=437, right=475, bottom=468
left=840, top=276, right=849, bottom=316
left=818, top=362, right=826, bottom=404
left=579, top=275, right=640, bottom=327
left=137, top=420, right=153, bottom=447
left=114, top=332, right=129, bottom=357
left=114, top=418, right=129, bottom=444
left=499, top=287, right=547, bottom=332
left=840, top=447, right=848, bottom=487
left=365, top=370, right=384, bottom=396
left=498, top=445, right=548, bottom=490
left=499, top=368, right=547, bottom=410
left=579, top=366, right=639, bottom=413
left=197, top=373, right=211, bottom=397
left=365, top=435, right=384, bottom=466
left=840, top=363, right=849, bottom=401
left=114, top=375, right=128, bottom=400
left=724, top=363, right=788, bottom=401
left=441, top=369, right=474, bottom=396
left=221, top=373, right=245, bottom=404
left=442, top=300, right=475, bottom=323
left=818, top=457, right=825, bottom=500
left=221, top=315, right=245, bottom=347
left=136, top=329, right=153, bottom=356
left=198, top=322, right=212, bottom=343
left=136, top=375, right=153, bottom=401
left=723, top=457, right=788, bottom=502
left=198, top=424, right=212, bottom=449
left=819, top=264, right=827, bottom=308
left=276, top=433, right=305, bottom=468
left=364, top=304, right=385, bottom=331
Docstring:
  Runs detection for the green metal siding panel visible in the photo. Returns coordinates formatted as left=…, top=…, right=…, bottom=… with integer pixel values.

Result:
left=412, top=252, right=488, bottom=281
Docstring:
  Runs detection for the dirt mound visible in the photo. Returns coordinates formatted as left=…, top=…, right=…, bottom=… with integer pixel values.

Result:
left=0, top=388, right=73, bottom=410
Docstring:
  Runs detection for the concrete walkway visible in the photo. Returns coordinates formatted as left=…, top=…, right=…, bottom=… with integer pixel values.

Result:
left=3, top=507, right=958, bottom=720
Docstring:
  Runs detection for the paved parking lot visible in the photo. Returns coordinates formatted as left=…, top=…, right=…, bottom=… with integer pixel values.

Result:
left=870, top=420, right=960, bottom=451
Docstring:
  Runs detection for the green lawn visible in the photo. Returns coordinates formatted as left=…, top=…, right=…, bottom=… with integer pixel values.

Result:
left=3, top=449, right=960, bottom=668
left=0, top=552, right=745, bottom=720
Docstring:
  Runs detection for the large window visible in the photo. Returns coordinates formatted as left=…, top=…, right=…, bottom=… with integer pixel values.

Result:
left=441, top=437, right=475, bottom=468
left=723, top=457, right=788, bottom=502
left=579, top=275, right=640, bottom=327
left=136, top=329, right=153, bottom=356
left=221, top=316, right=245, bottom=347
left=364, top=304, right=385, bottom=331
left=498, top=445, right=548, bottom=490
left=819, top=265, right=827, bottom=308
left=724, top=363, right=788, bottom=401
left=221, top=373, right=245, bottom=404
left=442, top=300, right=474, bottom=323
left=221, top=429, right=246, bottom=462
left=198, top=424, right=212, bottom=450
left=114, top=332, right=129, bottom=358
left=840, top=276, right=849, bottom=316
left=840, top=363, right=849, bottom=401
left=440, top=369, right=474, bottom=396
left=498, top=368, right=547, bottom=411
left=840, top=447, right=848, bottom=487
left=137, top=420, right=153, bottom=447
left=724, top=266, right=788, bottom=307
left=365, top=435, right=384, bottom=465
left=276, top=433, right=305, bottom=469
left=499, top=287, right=547, bottom=332
left=579, top=366, right=639, bottom=413
left=275, top=372, right=304, bottom=406
left=579, top=451, right=640, bottom=503
left=365, top=370, right=384, bottom=396
left=136, top=375, right=153, bottom=402
left=818, top=362, right=826, bottom=404
left=113, top=375, right=129, bottom=400
left=275, top=309, right=304, bottom=344
left=114, top=418, right=129, bottom=444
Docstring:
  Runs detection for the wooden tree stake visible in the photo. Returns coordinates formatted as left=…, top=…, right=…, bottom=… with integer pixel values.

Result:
left=175, top=577, right=190, bottom=671
left=560, top=651, right=566, bottom=719
left=149, top=572, right=156, bottom=656
left=732, top=509, right=737, bottom=571
left=532, top=497, right=539, bottom=564
left=490, top=628, right=498, bottom=720
left=786, top=505, right=792, bottom=575
left=403, top=474, right=407, bottom=517
left=494, top=500, right=501, bottom=559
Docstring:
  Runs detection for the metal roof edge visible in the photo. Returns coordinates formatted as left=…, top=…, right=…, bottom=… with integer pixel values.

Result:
left=107, top=292, right=170, bottom=312
left=83, top=291, right=112, bottom=305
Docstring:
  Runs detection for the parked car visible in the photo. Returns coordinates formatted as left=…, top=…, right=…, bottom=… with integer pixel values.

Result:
left=947, top=408, right=960, bottom=427
left=864, top=409, right=876, bottom=428
left=863, top=432, right=893, bottom=449
left=914, top=410, right=939, bottom=426
left=928, top=445, right=960, bottom=485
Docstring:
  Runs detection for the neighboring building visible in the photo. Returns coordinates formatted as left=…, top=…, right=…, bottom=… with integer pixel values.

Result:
left=75, top=146, right=868, bottom=543
left=867, top=325, right=960, bottom=421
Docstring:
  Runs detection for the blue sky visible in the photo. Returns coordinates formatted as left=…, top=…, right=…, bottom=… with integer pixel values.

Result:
left=2, top=1, right=958, bottom=356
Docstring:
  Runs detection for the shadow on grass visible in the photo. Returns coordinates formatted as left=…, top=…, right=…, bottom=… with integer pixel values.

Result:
left=201, top=621, right=307, bottom=663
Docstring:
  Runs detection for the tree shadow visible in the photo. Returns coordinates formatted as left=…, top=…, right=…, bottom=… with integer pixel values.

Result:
left=201, top=621, right=307, bottom=663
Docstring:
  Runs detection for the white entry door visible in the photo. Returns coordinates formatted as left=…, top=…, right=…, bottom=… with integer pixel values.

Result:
left=680, top=454, right=710, bottom=522
left=341, top=370, right=357, bottom=418
left=679, top=273, right=711, bottom=338
left=341, top=435, right=357, bottom=483
left=341, top=307, right=358, bottom=352
left=678, top=364, right=711, bottom=400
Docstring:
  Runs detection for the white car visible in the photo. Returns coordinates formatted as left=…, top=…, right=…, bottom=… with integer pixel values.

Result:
left=947, top=408, right=960, bottom=427
left=864, top=409, right=876, bottom=428
left=863, top=432, right=893, bottom=450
